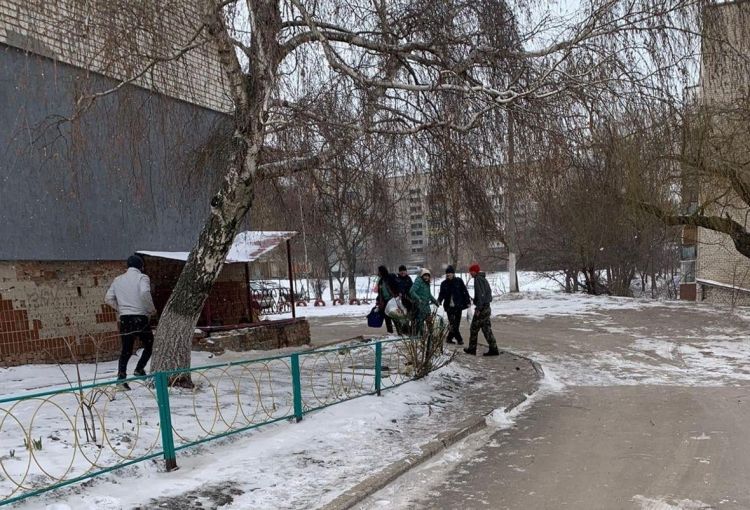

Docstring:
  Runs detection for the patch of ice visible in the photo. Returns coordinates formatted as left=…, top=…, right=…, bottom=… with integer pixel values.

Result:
left=487, top=368, right=565, bottom=428
left=633, top=495, right=712, bottom=509
left=632, top=338, right=676, bottom=360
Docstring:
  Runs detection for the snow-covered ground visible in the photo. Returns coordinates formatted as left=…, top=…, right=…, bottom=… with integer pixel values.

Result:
left=0, top=338, right=421, bottom=508
left=4, top=361, right=475, bottom=510
left=5, top=271, right=750, bottom=509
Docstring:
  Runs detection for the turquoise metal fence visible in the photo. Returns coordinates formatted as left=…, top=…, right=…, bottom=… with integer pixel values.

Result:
left=0, top=338, right=416, bottom=507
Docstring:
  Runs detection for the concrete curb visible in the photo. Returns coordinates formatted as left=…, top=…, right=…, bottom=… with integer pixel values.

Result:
left=319, top=355, right=542, bottom=510
left=319, top=414, right=487, bottom=510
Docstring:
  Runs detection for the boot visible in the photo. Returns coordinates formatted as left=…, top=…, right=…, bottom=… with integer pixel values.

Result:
left=483, top=347, right=500, bottom=357
left=117, top=373, right=131, bottom=390
left=463, top=347, right=476, bottom=355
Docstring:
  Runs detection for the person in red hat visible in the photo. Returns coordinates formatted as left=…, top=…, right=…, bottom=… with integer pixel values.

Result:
left=464, top=263, right=499, bottom=356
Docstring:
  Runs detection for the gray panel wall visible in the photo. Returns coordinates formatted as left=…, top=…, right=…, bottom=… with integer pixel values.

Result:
left=0, top=43, right=230, bottom=260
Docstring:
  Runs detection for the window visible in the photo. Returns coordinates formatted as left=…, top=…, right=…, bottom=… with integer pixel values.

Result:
left=681, top=260, right=696, bottom=283
left=411, top=223, right=423, bottom=229
left=409, top=206, right=422, bottom=213
left=411, top=247, right=424, bottom=254
left=411, top=230, right=423, bottom=237
left=681, top=245, right=696, bottom=260
left=411, top=239, right=423, bottom=245
left=410, top=214, right=423, bottom=221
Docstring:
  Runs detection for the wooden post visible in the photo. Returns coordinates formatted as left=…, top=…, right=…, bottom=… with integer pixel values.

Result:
left=287, top=239, right=296, bottom=319
left=244, top=262, right=253, bottom=322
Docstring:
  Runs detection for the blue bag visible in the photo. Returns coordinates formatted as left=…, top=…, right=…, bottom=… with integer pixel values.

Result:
left=367, top=306, right=384, bottom=328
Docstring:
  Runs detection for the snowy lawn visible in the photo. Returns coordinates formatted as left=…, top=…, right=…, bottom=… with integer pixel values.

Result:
left=0, top=339, right=419, bottom=508
left=5, top=361, right=474, bottom=510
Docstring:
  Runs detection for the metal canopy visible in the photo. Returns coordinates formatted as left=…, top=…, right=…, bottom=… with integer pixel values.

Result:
left=138, top=231, right=298, bottom=263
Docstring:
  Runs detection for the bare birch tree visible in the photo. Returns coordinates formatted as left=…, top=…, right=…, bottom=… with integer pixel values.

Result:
left=30, top=0, right=705, bottom=380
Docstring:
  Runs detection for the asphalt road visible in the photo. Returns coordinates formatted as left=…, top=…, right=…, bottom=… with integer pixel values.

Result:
left=367, top=385, right=750, bottom=510
left=324, top=298, right=750, bottom=510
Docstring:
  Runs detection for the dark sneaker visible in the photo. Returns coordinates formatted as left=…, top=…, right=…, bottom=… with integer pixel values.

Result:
left=133, top=369, right=147, bottom=377
left=463, top=347, right=476, bottom=355
left=446, top=339, right=456, bottom=344
left=457, top=340, right=464, bottom=345
left=117, top=381, right=132, bottom=391
left=483, top=349, right=500, bottom=357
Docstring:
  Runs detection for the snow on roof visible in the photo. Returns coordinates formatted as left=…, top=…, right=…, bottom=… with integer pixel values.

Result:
left=138, top=231, right=297, bottom=263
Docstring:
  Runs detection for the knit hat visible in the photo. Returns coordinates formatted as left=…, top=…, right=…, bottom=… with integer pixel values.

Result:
left=445, top=265, right=455, bottom=274
left=420, top=268, right=432, bottom=277
left=469, top=263, right=480, bottom=274
left=127, top=254, right=145, bottom=270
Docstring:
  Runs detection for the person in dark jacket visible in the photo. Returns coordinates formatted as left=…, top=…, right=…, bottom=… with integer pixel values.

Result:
left=437, top=265, right=471, bottom=345
left=376, top=265, right=401, bottom=334
left=464, top=263, right=499, bottom=356
left=396, top=265, right=414, bottom=312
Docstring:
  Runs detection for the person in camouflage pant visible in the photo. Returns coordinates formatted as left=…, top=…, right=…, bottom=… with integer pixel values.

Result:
left=464, top=263, right=500, bottom=357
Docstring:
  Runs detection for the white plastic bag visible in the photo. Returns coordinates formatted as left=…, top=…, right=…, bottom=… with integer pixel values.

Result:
left=385, top=297, right=406, bottom=318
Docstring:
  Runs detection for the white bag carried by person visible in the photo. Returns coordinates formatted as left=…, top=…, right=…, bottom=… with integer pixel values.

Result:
left=385, top=297, right=406, bottom=318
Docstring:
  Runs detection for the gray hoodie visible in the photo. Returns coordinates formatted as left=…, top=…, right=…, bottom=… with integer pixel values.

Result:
left=473, top=272, right=493, bottom=308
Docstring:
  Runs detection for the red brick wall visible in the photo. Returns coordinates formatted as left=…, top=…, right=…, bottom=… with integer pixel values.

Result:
left=0, top=259, right=254, bottom=367
left=0, top=261, right=122, bottom=366
left=193, top=318, right=311, bottom=353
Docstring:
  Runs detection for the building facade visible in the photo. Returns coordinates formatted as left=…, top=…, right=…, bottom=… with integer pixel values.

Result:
left=0, top=1, right=243, bottom=365
left=681, top=0, right=750, bottom=304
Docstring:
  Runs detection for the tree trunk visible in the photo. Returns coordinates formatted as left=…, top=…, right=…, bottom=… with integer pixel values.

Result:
left=505, top=111, right=520, bottom=293
left=151, top=140, right=255, bottom=384
left=585, top=268, right=598, bottom=295
left=328, top=268, right=335, bottom=302
left=508, top=252, right=519, bottom=292
left=147, top=0, right=283, bottom=383
left=343, top=251, right=358, bottom=300
left=337, top=272, right=346, bottom=301
left=347, top=272, right=357, bottom=300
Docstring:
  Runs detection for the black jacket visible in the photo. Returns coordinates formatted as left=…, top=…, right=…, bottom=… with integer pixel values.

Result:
left=473, top=272, right=493, bottom=308
left=438, top=277, right=471, bottom=311
left=396, top=274, right=413, bottom=297
left=377, top=273, right=400, bottom=309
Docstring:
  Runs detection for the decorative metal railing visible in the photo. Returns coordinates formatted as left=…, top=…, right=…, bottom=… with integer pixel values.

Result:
left=0, top=338, right=415, bottom=506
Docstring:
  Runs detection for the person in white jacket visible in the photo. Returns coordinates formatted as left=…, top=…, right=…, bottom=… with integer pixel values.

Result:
left=105, top=255, right=157, bottom=387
